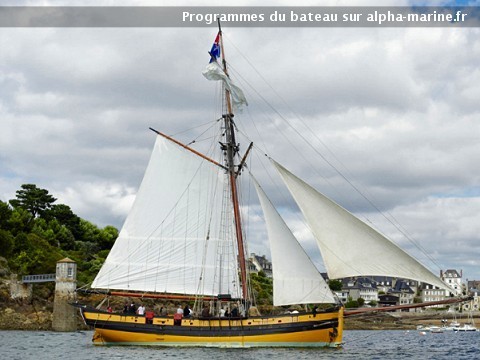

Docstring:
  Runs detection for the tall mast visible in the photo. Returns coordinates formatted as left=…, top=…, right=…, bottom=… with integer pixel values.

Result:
left=217, top=20, right=249, bottom=302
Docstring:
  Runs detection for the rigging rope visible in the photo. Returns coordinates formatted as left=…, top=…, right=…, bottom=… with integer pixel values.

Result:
left=224, top=34, right=444, bottom=274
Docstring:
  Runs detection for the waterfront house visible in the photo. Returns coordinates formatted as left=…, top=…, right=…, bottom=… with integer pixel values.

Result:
left=388, top=280, right=415, bottom=310
left=248, top=253, right=273, bottom=278
left=347, top=277, right=379, bottom=304
left=441, top=269, right=463, bottom=296
left=419, top=283, right=446, bottom=306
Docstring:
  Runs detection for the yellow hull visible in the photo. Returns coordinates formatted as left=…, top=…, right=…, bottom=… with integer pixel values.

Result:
left=80, top=306, right=343, bottom=348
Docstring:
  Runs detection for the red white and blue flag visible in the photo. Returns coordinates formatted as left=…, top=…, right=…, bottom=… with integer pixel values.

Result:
left=203, top=31, right=248, bottom=111
left=209, top=32, right=221, bottom=63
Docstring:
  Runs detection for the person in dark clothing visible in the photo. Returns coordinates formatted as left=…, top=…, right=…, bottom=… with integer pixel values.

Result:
left=201, top=305, right=210, bottom=318
left=123, top=303, right=129, bottom=314
left=230, top=306, right=239, bottom=317
left=184, top=305, right=191, bottom=318
left=129, top=303, right=137, bottom=314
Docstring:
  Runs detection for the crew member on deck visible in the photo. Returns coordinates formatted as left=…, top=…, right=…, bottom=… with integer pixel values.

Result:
left=202, top=304, right=210, bottom=318
left=129, top=303, right=137, bottom=314
left=177, top=305, right=184, bottom=316
left=184, top=304, right=191, bottom=318
left=174, top=304, right=183, bottom=326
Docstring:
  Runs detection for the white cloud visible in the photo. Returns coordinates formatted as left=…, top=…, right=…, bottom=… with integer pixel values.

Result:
left=57, top=181, right=136, bottom=227
left=1, top=4, right=479, bottom=282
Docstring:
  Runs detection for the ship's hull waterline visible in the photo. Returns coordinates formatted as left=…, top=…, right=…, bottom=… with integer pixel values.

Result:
left=80, top=306, right=344, bottom=348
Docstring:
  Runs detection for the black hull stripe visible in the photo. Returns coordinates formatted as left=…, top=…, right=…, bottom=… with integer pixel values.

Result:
left=87, top=319, right=339, bottom=337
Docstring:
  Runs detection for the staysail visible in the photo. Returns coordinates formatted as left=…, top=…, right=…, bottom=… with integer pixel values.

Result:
left=252, top=177, right=337, bottom=305
left=272, top=160, right=452, bottom=292
left=92, top=136, right=241, bottom=297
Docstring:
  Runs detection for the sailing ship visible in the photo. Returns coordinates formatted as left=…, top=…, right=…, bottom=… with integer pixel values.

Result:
left=77, top=24, right=466, bottom=347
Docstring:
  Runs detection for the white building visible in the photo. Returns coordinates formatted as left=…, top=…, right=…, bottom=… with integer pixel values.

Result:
left=441, top=269, right=463, bottom=296
left=420, top=283, right=446, bottom=306
left=348, top=278, right=379, bottom=304
left=248, top=253, right=272, bottom=278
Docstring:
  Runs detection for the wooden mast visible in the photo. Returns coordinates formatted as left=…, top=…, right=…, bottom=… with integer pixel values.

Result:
left=217, top=20, right=249, bottom=302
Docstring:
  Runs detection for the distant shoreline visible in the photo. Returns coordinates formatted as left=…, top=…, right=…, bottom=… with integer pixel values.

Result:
left=345, top=311, right=480, bottom=330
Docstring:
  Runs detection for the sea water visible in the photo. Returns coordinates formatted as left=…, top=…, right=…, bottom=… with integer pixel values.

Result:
left=0, top=330, right=479, bottom=359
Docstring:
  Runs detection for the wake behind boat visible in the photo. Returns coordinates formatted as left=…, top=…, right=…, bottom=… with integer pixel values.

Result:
left=77, top=22, right=467, bottom=348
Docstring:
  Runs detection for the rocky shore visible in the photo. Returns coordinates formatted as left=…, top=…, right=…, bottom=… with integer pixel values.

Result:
left=0, top=275, right=90, bottom=331
left=0, top=292, right=89, bottom=331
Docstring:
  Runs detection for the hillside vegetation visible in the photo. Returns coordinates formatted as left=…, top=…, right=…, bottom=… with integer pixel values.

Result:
left=0, top=184, right=118, bottom=286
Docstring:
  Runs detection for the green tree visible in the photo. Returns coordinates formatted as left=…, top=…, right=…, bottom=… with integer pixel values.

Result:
left=1, top=184, right=119, bottom=285
left=8, top=208, right=33, bottom=235
left=45, top=204, right=83, bottom=239
left=79, top=219, right=101, bottom=243
left=345, top=296, right=359, bottom=308
left=97, top=225, right=118, bottom=250
left=0, top=229, right=14, bottom=257
left=13, top=232, right=31, bottom=253
left=9, top=184, right=56, bottom=218
left=328, top=279, right=343, bottom=292
left=32, top=218, right=58, bottom=247
left=79, top=257, right=106, bottom=285
left=250, top=271, right=273, bottom=306
left=9, top=233, right=63, bottom=275
left=9, top=250, right=32, bottom=275
left=75, top=239, right=100, bottom=262
left=31, top=218, right=76, bottom=250
left=56, top=225, right=76, bottom=250
left=0, top=200, right=13, bottom=229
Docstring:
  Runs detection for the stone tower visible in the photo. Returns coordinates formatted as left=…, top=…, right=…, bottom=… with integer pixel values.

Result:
left=52, top=258, right=77, bottom=331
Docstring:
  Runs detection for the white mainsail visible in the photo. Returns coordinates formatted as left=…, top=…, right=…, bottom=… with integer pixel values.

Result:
left=252, top=177, right=336, bottom=305
left=92, top=136, right=241, bottom=297
left=272, top=160, right=452, bottom=292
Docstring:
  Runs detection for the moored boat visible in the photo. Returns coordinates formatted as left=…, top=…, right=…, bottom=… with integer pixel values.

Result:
left=454, top=323, right=477, bottom=332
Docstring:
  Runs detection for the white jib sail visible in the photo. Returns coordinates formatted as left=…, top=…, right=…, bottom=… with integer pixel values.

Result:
left=252, top=176, right=337, bottom=305
left=92, top=135, right=241, bottom=297
left=272, top=160, right=452, bottom=292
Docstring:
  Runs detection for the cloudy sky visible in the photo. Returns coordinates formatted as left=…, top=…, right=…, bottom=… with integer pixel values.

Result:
left=1, top=1, right=480, bottom=283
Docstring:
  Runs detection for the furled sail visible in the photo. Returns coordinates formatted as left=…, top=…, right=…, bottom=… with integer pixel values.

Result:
left=272, top=160, right=451, bottom=292
left=92, top=136, right=241, bottom=297
left=252, top=176, right=337, bottom=305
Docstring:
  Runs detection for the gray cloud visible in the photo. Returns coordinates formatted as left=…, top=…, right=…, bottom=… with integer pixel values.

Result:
left=1, top=13, right=479, bottom=282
